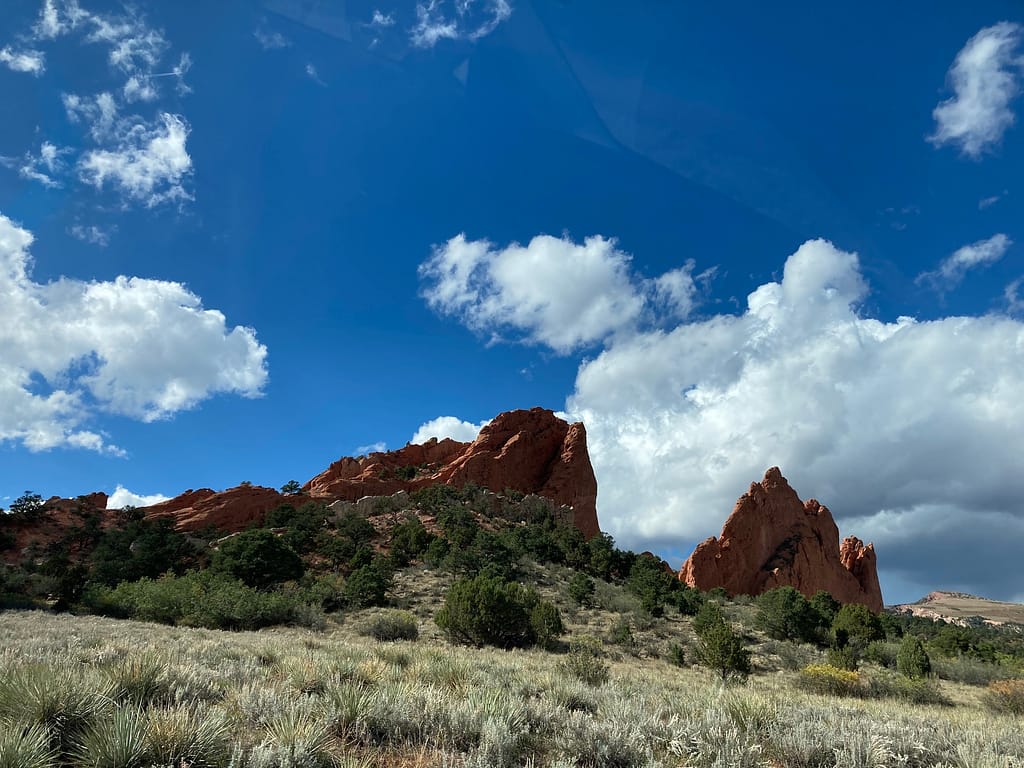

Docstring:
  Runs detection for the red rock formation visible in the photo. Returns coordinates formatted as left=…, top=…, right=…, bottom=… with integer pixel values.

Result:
left=141, top=408, right=601, bottom=538
left=679, top=467, right=882, bottom=611
left=144, top=485, right=290, bottom=533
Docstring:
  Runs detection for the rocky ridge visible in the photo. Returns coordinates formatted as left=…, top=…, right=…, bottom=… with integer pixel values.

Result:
left=679, top=467, right=883, bottom=611
left=141, top=407, right=600, bottom=539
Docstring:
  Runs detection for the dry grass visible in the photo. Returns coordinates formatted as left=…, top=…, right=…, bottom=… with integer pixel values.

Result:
left=2, top=607, right=1024, bottom=768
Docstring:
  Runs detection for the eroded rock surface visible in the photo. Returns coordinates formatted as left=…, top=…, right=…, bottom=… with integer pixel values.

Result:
left=679, top=467, right=882, bottom=611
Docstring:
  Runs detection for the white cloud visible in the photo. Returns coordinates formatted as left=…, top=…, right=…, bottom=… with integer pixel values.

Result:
left=410, top=0, right=511, bottom=48
left=69, top=224, right=112, bottom=246
left=0, top=46, right=45, bottom=75
left=107, top=484, right=170, bottom=509
left=930, top=22, right=1024, bottom=158
left=917, top=233, right=1012, bottom=290
left=16, top=141, right=71, bottom=188
left=4, top=3, right=195, bottom=210
left=63, top=92, right=120, bottom=141
left=1006, top=277, right=1024, bottom=314
left=545, top=238, right=1024, bottom=599
left=32, top=0, right=87, bottom=39
left=78, top=113, right=192, bottom=207
left=0, top=213, right=268, bottom=453
left=411, top=416, right=489, bottom=444
left=420, top=233, right=697, bottom=354
left=978, top=192, right=1005, bottom=209
left=369, top=10, right=396, bottom=28
left=355, top=441, right=388, bottom=455
left=254, top=28, right=291, bottom=50
left=421, top=232, right=1024, bottom=599
left=305, top=63, right=326, bottom=85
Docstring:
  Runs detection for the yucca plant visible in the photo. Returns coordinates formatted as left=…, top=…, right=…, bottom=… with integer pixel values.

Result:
left=145, top=705, right=230, bottom=767
left=0, top=720, right=57, bottom=768
left=0, top=665, right=104, bottom=753
left=103, top=656, right=170, bottom=707
left=259, top=703, right=338, bottom=767
left=72, top=706, right=149, bottom=768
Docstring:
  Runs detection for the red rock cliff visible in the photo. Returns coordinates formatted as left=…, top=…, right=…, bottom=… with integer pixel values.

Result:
left=142, top=408, right=600, bottom=539
left=679, top=467, right=882, bottom=611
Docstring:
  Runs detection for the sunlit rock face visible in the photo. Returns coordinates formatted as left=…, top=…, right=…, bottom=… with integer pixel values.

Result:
left=679, top=467, right=883, bottom=611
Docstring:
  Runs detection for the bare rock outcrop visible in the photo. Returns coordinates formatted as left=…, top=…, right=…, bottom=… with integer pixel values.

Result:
left=679, top=467, right=882, bottom=611
left=140, top=408, right=600, bottom=539
left=143, top=485, right=290, bottom=533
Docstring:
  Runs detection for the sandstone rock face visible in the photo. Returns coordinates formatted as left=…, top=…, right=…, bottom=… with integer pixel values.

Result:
left=144, top=486, right=290, bottom=533
left=141, top=408, right=601, bottom=538
left=679, top=468, right=882, bottom=611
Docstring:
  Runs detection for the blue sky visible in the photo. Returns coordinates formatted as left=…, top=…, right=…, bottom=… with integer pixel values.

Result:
left=2, top=0, right=1023, bottom=604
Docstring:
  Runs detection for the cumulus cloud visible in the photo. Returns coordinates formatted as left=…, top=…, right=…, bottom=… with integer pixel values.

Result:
left=0, top=46, right=45, bottom=75
left=423, top=232, right=1024, bottom=599
left=411, top=416, right=489, bottom=444
left=107, top=485, right=170, bottom=509
left=930, top=22, right=1024, bottom=158
left=0, top=213, right=268, bottom=453
left=78, top=113, right=192, bottom=207
left=410, top=0, right=511, bottom=48
left=917, top=233, right=1012, bottom=290
left=553, top=238, right=1024, bottom=599
left=420, top=233, right=698, bottom=354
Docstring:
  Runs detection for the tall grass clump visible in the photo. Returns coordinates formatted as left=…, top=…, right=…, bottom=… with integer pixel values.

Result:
left=0, top=721, right=55, bottom=768
left=559, top=638, right=610, bottom=687
left=146, top=705, right=230, bottom=766
left=73, top=706, right=149, bottom=768
left=361, top=610, right=419, bottom=642
left=0, top=665, right=104, bottom=753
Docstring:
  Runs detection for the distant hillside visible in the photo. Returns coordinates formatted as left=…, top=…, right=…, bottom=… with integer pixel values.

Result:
left=891, top=591, right=1024, bottom=629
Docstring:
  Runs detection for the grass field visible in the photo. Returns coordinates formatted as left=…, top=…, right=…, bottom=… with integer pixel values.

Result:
left=2, top=575, right=1024, bottom=768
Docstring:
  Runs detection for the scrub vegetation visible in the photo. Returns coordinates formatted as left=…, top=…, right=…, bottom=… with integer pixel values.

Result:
left=2, top=485, right=1024, bottom=766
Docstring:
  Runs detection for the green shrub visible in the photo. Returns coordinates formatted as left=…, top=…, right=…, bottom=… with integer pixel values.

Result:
left=667, top=643, right=686, bottom=667
left=865, top=673, right=949, bottom=705
left=832, top=603, right=884, bottom=646
left=756, top=586, right=820, bottom=643
left=435, top=574, right=539, bottom=648
left=389, top=516, right=435, bottom=566
left=211, top=530, right=304, bottom=590
left=344, top=564, right=389, bottom=608
left=797, top=664, right=862, bottom=697
left=809, top=590, right=840, bottom=627
left=827, top=646, right=859, bottom=671
left=675, top=586, right=705, bottom=616
left=692, top=600, right=724, bottom=636
left=983, top=678, right=1024, bottom=715
left=863, top=640, right=898, bottom=669
left=694, top=616, right=751, bottom=682
left=896, top=635, right=932, bottom=679
left=568, top=572, right=595, bottom=607
left=363, top=610, right=419, bottom=641
left=559, top=638, right=610, bottom=687
left=608, top=617, right=634, bottom=649
left=530, top=601, right=564, bottom=650
left=86, top=571, right=298, bottom=630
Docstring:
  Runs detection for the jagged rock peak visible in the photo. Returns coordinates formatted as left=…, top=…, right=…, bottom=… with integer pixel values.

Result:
left=679, top=467, right=882, bottom=611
